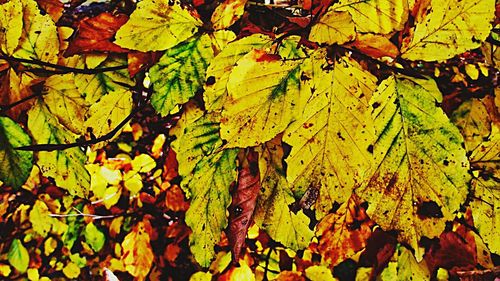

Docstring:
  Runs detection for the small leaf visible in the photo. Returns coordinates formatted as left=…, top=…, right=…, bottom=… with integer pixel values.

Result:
left=228, top=150, right=260, bottom=261
left=27, top=101, right=90, bottom=198
left=333, top=0, right=408, bottom=34
left=356, top=76, right=470, bottom=260
left=84, top=90, right=133, bottom=145
left=220, top=50, right=307, bottom=148
left=65, top=12, right=129, bottom=56
left=211, top=0, right=247, bottom=30
left=379, top=246, right=430, bottom=280
left=121, top=219, right=154, bottom=281
left=8, top=239, right=29, bottom=273
left=0, top=0, right=23, bottom=55
left=62, top=262, right=80, bottom=279
left=29, top=200, right=68, bottom=237
left=308, top=10, right=355, bottom=45
left=0, top=116, right=33, bottom=189
left=401, top=0, right=495, bottom=61
left=43, top=74, right=88, bottom=134
left=114, top=0, right=202, bottom=52
left=84, top=222, right=106, bottom=252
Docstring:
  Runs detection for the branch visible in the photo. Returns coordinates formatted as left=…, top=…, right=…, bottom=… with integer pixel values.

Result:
left=455, top=266, right=500, bottom=278
left=0, top=91, right=44, bottom=115
left=16, top=104, right=142, bottom=151
left=0, top=54, right=128, bottom=74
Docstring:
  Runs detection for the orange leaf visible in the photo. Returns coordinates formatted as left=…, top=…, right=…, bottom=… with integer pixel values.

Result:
left=346, top=34, right=400, bottom=59
left=64, top=12, right=129, bottom=57
left=121, top=218, right=154, bottom=281
left=36, top=0, right=64, bottom=22
left=165, top=184, right=189, bottom=212
left=127, top=51, right=162, bottom=77
left=316, top=195, right=374, bottom=267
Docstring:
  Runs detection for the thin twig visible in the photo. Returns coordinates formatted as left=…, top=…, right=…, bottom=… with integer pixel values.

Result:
left=0, top=54, right=128, bottom=74
left=49, top=207, right=117, bottom=220
left=0, top=91, right=44, bottom=115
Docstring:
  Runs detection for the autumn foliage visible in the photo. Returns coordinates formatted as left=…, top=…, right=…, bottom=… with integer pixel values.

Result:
left=0, top=0, right=499, bottom=280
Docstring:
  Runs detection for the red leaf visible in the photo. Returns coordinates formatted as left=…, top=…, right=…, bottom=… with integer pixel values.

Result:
left=64, top=12, right=129, bottom=57
left=128, top=51, right=162, bottom=77
left=425, top=231, right=476, bottom=274
left=358, top=228, right=398, bottom=279
left=227, top=150, right=260, bottom=262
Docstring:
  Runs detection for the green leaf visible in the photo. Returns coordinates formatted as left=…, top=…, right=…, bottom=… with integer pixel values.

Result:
left=0, top=0, right=23, bottom=55
left=114, top=0, right=202, bottom=52
left=84, top=90, right=133, bottom=146
left=185, top=148, right=238, bottom=267
left=171, top=103, right=238, bottom=267
left=0, top=116, right=33, bottom=189
left=27, top=101, right=90, bottom=198
left=42, top=74, right=88, bottom=134
left=149, top=31, right=235, bottom=116
left=220, top=50, right=308, bottom=148
left=283, top=53, right=377, bottom=216
left=204, top=34, right=272, bottom=112
left=74, top=56, right=134, bottom=104
left=254, top=140, right=314, bottom=250
left=355, top=75, right=470, bottom=260
left=401, top=0, right=495, bottom=61
left=84, top=222, right=106, bottom=252
left=8, top=239, right=29, bottom=273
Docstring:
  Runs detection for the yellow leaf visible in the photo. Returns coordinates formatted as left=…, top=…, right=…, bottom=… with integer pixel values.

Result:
left=8, top=239, right=29, bottom=273
left=14, top=0, right=59, bottom=64
left=189, top=271, right=212, bottom=281
left=103, top=185, right=121, bottom=209
left=0, top=263, right=11, bottom=277
left=305, top=265, right=336, bottom=281
left=27, top=268, right=39, bottom=281
left=451, top=98, right=491, bottom=153
left=123, top=171, right=142, bottom=195
left=401, top=0, right=495, bottom=61
left=211, top=0, right=247, bottom=30
left=333, top=0, right=408, bottom=34
left=221, top=50, right=308, bottom=147
left=0, top=0, right=23, bottom=55
left=254, top=139, right=314, bottom=250
left=121, top=219, right=154, bottom=281
left=378, top=246, right=430, bottom=280
left=84, top=90, right=133, bottom=146
left=356, top=76, right=470, bottom=260
left=309, top=10, right=355, bottom=45
left=284, top=52, right=377, bottom=216
left=43, top=74, right=88, bottom=134
left=27, top=101, right=90, bottom=198
left=62, top=262, right=80, bottom=279
left=465, top=64, right=479, bottom=80
left=29, top=200, right=68, bottom=237
left=230, top=262, right=255, bottom=281
left=44, top=237, right=57, bottom=256
left=131, top=154, right=156, bottom=173
left=204, top=34, right=272, bottom=112
left=114, top=0, right=202, bottom=51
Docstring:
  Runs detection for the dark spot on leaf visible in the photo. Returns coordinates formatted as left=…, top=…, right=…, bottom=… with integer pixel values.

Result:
left=206, top=76, right=215, bottom=85
left=367, top=144, right=373, bottom=153
left=443, top=159, right=449, bottom=166
left=417, top=201, right=444, bottom=219
left=372, top=102, right=380, bottom=109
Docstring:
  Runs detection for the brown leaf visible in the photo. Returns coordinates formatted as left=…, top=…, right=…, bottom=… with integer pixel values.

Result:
left=346, top=34, right=399, bottom=59
left=227, top=150, right=260, bottom=262
left=64, top=12, right=129, bottom=57
left=128, top=51, right=162, bottom=77
left=358, top=228, right=398, bottom=279
left=316, top=195, right=375, bottom=267
left=165, top=184, right=189, bottom=212
left=36, top=0, right=64, bottom=22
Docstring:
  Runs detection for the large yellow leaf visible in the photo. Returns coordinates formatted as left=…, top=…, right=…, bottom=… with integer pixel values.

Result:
left=204, top=34, right=272, bottom=112
left=121, top=219, right=154, bottom=281
left=84, top=90, right=133, bottom=144
left=333, top=0, right=408, bottom=34
left=149, top=31, right=235, bottom=116
left=401, top=0, right=495, bottom=61
left=253, top=138, right=314, bottom=250
left=308, top=10, right=355, bottom=45
left=220, top=50, right=308, bottom=148
left=14, top=0, right=59, bottom=64
left=283, top=52, right=377, bottom=216
left=27, top=101, right=90, bottom=198
left=42, top=74, right=88, bottom=134
left=114, top=0, right=202, bottom=52
left=0, top=0, right=23, bottom=55
left=356, top=76, right=470, bottom=260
